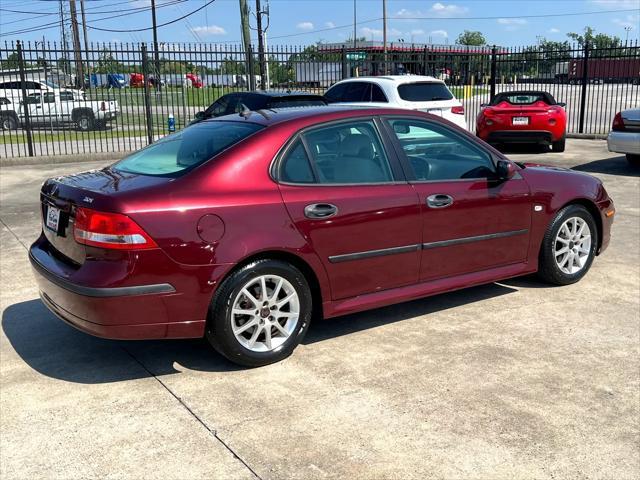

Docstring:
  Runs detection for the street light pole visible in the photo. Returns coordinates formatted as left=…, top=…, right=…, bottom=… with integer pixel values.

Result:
left=353, top=0, right=357, bottom=50
left=382, top=0, right=387, bottom=74
left=624, top=26, right=632, bottom=45
left=150, top=0, right=161, bottom=92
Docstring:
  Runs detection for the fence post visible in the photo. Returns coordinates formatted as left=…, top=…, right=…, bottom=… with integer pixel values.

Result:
left=423, top=46, right=429, bottom=76
left=578, top=42, right=590, bottom=134
left=141, top=44, right=154, bottom=145
left=341, top=46, right=348, bottom=80
left=247, top=44, right=256, bottom=91
left=489, top=45, right=497, bottom=101
left=16, top=41, right=34, bottom=157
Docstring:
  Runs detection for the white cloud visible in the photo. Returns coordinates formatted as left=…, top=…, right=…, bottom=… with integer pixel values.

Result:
left=296, top=22, right=314, bottom=30
left=191, top=25, right=227, bottom=36
left=430, top=29, right=449, bottom=38
left=325, top=21, right=336, bottom=28
left=497, top=18, right=527, bottom=25
left=395, top=3, right=468, bottom=19
left=548, top=28, right=560, bottom=33
left=613, top=14, right=639, bottom=28
left=410, top=29, right=426, bottom=36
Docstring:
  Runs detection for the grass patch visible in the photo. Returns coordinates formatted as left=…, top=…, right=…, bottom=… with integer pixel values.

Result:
left=450, top=86, right=489, bottom=99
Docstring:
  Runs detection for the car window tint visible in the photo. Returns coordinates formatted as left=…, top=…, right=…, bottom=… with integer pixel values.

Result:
left=25, top=81, right=41, bottom=90
left=397, top=82, right=453, bottom=102
left=280, top=139, right=315, bottom=183
left=59, top=91, right=74, bottom=101
left=268, top=97, right=326, bottom=108
left=237, top=94, right=264, bottom=111
left=24, top=94, right=41, bottom=104
left=325, top=82, right=370, bottom=103
left=371, top=84, right=388, bottom=102
left=43, top=92, right=56, bottom=103
left=300, top=120, right=394, bottom=184
left=324, top=83, right=347, bottom=103
left=114, top=122, right=263, bottom=177
left=0, top=97, right=10, bottom=105
left=207, top=97, right=229, bottom=117
left=388, top=119, right=495, bottom=181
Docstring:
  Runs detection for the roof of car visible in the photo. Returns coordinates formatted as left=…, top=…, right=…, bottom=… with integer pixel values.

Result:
left=203, top=105, right=430, bottom=128
left=334, top=75, right=443, bottom=85
left=248, top=90, right=324, bottom=98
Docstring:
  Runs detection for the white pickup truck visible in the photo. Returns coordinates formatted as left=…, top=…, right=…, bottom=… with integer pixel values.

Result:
left=0, top=90, right=119, bottom=131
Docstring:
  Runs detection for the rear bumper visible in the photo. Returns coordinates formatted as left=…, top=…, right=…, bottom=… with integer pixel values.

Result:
left=607, top=131, right=640, bottom=155
left=29, top=239, right=210, bottom=340
left=486, top=130, right=554, bottom=144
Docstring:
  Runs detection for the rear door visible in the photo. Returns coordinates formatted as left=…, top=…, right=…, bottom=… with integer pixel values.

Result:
left=276, top=117, right=422, bottom=300
left=383, top=116, right=532, bottom=282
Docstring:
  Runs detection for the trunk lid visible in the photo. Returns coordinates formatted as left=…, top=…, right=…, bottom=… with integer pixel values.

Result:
left=40, top=167, right=172, bottom=265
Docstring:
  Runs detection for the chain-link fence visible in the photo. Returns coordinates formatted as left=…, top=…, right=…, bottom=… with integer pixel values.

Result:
left=1, top=40, right=638, bottom=159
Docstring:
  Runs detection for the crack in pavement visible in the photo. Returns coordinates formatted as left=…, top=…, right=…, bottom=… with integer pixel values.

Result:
left=0, top=216, right=29, bottom=251
left=121, top=347, right=263, bottom=480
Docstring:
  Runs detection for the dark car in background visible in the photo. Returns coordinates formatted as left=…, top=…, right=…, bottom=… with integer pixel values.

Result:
left=192, top=90, right=327, bottom=123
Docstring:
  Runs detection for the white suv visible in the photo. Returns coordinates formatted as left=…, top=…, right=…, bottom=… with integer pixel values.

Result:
left=324, top=75, right=468, bottom=130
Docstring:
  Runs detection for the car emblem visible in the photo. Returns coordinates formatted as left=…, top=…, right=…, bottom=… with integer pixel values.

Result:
left=83, top=196, right=94, bottom=204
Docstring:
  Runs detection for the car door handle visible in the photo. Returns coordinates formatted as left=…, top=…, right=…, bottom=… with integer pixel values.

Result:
left=304, top=203, right=338, bottom=219
left=426, top=194, right=453, bottom=209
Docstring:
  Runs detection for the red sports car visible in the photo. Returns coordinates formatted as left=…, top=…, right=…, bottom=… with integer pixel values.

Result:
left=30, top=107, right=614, bottom=367
left=476, top=91, right=567, bottom=152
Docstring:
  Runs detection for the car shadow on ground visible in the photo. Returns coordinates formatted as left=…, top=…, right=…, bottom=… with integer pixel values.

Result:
left=494, top=144, right=550, bottom=155
left=572, top=155, right=639, bottom=177
left=4, top=282, right=519, bottom=384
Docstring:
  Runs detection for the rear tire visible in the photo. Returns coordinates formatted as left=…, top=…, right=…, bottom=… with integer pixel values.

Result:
left=552, top=136, right=566, bottom=153
left=1, top=114, right=18, bottom=130
left=76, top=113, right=94, bottom=132
left=626, top=154, right=640, bottom=166
left=538, top=205, right=598, bottom=286
left=206, top=259, right=313, bottom=367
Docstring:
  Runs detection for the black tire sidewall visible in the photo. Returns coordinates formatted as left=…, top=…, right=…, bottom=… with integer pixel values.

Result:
left=541, top=205, right=598, bottom=285
left=77, top=115, right=93, bottom=131
left=207, top=260, right=312, bottom=367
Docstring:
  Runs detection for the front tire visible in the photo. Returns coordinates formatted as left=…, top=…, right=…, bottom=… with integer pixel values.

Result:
left=206, top=259, right=313, bottom=367
left=1, top=114, right=18, bottom=130
left=538, top=205, right=598, bottom=285
left=626, top=154, right=640, bottom=166
left=552, top=136, right=566, bottom=153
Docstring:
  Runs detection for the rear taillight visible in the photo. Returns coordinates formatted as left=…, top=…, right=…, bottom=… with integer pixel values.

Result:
left=612, top=112, right=625, bottom=132
left=74, top=207, right=157, bottom=250
left=482, top=107, right=495, bottom=117
left=100, top=101, right=106, bottom=111
left=451, top=105, right=464, bottom=115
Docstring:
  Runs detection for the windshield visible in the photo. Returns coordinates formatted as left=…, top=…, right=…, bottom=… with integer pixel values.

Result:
left=113, top=121, right=263, bottom=177
left=397, top=82, right=453, bottom=102
left=492, top=92, right=555, bottom=105
left=42, top=79, right=60, bottom=89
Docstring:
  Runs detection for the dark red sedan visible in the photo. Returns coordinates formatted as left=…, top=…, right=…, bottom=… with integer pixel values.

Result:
left=476, top=91, right=567, bottom=152
left=30, top=107, right=614, bottom=366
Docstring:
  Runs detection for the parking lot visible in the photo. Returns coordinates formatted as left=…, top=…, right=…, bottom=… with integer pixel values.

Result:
left=1, top=139, right=638, bottom=479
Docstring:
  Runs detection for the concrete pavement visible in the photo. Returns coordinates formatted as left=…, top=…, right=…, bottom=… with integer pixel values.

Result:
left=1, top=139, right=638, bottom=479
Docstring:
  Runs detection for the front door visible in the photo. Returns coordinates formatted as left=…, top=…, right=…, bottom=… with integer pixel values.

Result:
left=383, top=117, right=532, bottom=282
left=277, top=118, right=422, bottom=300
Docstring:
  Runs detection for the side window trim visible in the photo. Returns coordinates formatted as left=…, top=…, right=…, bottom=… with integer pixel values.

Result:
left=380, top=115, right=499, bottom=183
left=272, top=116, right=407, bottom=186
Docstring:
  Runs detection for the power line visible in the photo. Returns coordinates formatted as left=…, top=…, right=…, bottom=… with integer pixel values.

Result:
left=391, top=8, right=640, bottom=20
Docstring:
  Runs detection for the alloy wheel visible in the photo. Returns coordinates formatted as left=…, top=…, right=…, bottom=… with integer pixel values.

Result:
left=553, top=217, right=592, bottom=275
left=231, top=275, right=300, bottom=352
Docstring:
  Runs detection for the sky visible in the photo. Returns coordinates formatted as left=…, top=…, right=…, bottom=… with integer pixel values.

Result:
left=0, top=0, right=638, bottom=47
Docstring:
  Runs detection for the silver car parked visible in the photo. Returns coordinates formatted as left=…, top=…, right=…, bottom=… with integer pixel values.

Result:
left=607, top=108, right=640, bottom=166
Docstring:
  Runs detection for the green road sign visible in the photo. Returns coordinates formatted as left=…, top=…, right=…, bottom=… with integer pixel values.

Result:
left=346, top=52, right=367, bottom=61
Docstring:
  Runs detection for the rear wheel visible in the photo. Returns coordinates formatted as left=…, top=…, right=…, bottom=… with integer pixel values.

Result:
left=552, top=136, right=566, bottom=153
left=1, top=114, right=18, bottom=130
left=76, top=113, right=94, bottom=131
left=626, top=154, right=640, bottom=166
left=206, top=259, right=313, bottom=367
left=538, top=205, right=598, bottom=285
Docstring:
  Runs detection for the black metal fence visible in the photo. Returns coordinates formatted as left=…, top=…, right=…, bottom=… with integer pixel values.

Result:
left=1, top=40, right=638, bottom=159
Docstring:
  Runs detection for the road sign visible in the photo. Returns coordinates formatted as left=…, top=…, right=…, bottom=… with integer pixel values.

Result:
left=346, top=52, right=367, bottom=61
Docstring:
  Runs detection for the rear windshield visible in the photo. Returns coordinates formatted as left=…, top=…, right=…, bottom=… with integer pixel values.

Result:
left=114, top=121, right=263, bottom=177
left=269, top=97, right=326, bottom=108
left=397, top=82, right=453, bottom=102
left=491, top=92, right=555, bottom=105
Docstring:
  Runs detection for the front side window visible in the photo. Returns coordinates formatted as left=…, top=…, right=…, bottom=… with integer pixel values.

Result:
left=114, top=121, right=263, bottom=177
left=387, top=118, right=495, bottom=181
left=397, top=82, right=453, bottom=102
left=43, top=92, right=56, bottom=103
left=59, top=91, right=74, bottom=101
left=280, top=120, right=394, bottom=184
left=206, top=97, right=229, bottom=117
left=24, top=94, right=41, bottom=105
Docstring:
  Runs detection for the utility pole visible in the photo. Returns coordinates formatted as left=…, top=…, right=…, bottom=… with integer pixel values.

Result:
left=255, top=0, right=267, bottom=90
left=69, top=0, right=84, bottom=88
left=150, top=0, right=161, bottom=91
left=79, top=0, right=90, bottom=75
left=624, top=26, right=631, bottom=45
left=239, top=0, right=254, bottom=89
left=383, top=0, right=387, bottom=73
left=353, top=0, right=357, bottom=50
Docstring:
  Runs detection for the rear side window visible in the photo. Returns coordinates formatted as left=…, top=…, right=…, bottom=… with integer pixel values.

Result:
left=59, top=91, right=74, bottom=101
left=325, top=82, right=371, bottom=103
left=114, top=122, right=263, bottom=177
left=397, top=82, right=453, bottom=102
left=280, top=140, right=314, bottom=183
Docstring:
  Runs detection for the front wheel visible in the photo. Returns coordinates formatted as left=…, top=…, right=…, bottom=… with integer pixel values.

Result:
left=206, top=259, right=313, bottom=367
left=538, top=205, right=598, bottom=285
left=1, top=114, right=18, bottom=130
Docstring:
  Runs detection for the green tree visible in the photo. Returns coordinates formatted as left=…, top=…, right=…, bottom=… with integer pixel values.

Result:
left=567, top=27, right=622, bottom=56
left=456, top=30, right=486, bottom=46
left=1, top=52, right=21, bottom=70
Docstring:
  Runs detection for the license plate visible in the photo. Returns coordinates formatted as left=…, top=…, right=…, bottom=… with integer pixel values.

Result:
left=513, top=116, right=529, bottom=125
left=45, top=205, right=60, bottom=232
left=427, top=108, right=443, bottom=116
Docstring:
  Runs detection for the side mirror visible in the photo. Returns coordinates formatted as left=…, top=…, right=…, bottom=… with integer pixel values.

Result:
left=480, top=103, right=488, bottom=108
left=557, top=102, right=566, bottom=108
left=496, top=159, right=516, bottom=180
